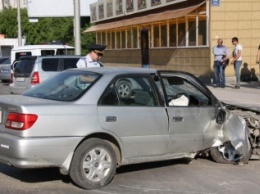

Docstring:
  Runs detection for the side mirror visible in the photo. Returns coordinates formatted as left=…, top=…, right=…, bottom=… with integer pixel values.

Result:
left=216, top=109, right=226, bottom=124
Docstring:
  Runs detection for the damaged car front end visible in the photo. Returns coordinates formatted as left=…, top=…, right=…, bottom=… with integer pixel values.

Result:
left=225, top=104, right=260, bottom=159
left=208, top=108, right=252, bottom=164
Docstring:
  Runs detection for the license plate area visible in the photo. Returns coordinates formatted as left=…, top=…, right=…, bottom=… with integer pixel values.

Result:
left=1, top=69, right=9, bottom=73
left=15, top=77, right=25, bottom=82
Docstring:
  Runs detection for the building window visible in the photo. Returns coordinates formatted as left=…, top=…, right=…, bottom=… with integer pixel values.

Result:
left=116, top=31, right=121, bottom=48
left=122, top=30, right=126, bottom=48
left=132, top=27, right=138, bottom=48
left=102, top=32, right=106, bottom=45
left=169, top=21, right=177, bottom=47
left=161, top=23, right=167, bottom=47
left=96, top=32, right=101, bottom=44
left=107, top=32, right=111, bottom=49
left=199, top=16, right=207, bottom=46
left=188, top=17, right=196, bottom=46
left=177, top=20, right=185, bottom=46
left=127, top=28, right=132, bottom=48
left=97, top=5, right=208, bottom=49
left=153, top=24, right=159, bottom=47
left=111, top=31, right=115, bottom=49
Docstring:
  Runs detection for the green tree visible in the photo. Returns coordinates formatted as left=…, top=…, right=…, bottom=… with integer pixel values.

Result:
left=80, top=23, right=95, bottom=55
left=0, top=8, right=95, bottom=55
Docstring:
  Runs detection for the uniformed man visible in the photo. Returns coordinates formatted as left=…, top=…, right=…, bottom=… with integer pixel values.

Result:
left=76, top=44, right=106, bottom=68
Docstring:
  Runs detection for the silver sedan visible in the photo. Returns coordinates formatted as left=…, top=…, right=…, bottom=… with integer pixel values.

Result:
left=0, top=67, right=254, bottom=189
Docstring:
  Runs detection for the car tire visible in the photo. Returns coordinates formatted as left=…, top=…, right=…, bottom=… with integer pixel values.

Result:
left=70, top=138, right=117, bottom=189
left=116, top=80, right=132, bottom=98
left=210, top=138, right=251, bottom=164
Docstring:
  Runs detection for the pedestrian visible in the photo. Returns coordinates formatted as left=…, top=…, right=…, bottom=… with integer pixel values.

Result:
left=230, top=37, right=243, bottom=89
left=256, top=44, right=260, bottom=64
left=212, top=38, right=229, bottom=88
left=76, top=44, right=106, bottom=68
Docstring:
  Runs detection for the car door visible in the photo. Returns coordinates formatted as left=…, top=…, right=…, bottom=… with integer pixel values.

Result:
left=157, top=72, right=217, bottom=153
left=98, top=74, right=169, bottom=159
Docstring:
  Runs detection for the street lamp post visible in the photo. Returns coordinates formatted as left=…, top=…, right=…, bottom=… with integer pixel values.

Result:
left=17, top=0, right=22, bottom=46
left=74, top=0, right=81, bottom=55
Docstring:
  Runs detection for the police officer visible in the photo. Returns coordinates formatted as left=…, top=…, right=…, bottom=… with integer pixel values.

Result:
left=76, top=44, right=106, bottom=68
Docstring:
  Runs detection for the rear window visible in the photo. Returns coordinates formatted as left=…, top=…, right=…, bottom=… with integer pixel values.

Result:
left=42, top=58, right=60, bottom=71
left=0, top=58, right=10, bottom=65
left=63, top=58, right=79, bottom=69
left=14, top=59, right=36, bottom=77
left=15, top=52, right=32, bottom=61
left=23, top=70, right=101, bottom=101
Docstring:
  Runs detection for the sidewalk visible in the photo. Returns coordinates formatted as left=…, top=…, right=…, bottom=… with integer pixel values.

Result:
left=206, top=80, right=260, bottom=112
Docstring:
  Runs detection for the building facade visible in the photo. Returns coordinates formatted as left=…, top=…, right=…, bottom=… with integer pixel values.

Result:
left=85, top=0, right=260, bottom=79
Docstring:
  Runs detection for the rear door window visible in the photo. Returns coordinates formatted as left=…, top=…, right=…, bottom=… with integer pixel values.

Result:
left=56, top=48, right=74, bottom=55
left=63, top=58, right=79, bottom=70
left=42, top=58, right=60, bottom=71
left=14, top=58, right=35, bottom=77
left=15, top=52, right=32, bottom=61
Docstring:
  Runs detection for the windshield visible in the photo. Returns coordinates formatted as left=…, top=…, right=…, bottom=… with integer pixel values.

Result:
left=23, top=70, right=101, bottom=101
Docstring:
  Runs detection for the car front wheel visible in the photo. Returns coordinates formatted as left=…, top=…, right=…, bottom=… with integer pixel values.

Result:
left=70, top=138, right=117, bottom=189
left=210, top=138, right=251, bottom=164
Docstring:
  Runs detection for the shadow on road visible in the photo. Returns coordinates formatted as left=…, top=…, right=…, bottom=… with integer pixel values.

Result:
left=0, top=163, right=70, bottom=183
left=116, top=158, right=192, bottom=174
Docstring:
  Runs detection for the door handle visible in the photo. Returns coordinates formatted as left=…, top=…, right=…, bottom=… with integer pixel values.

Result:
left=172, top=117, right=183, bottom=122
left=106, top=116, right=117, bottom=122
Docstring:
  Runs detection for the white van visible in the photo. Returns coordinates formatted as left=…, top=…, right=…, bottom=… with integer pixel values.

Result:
left=11, top=45, right=74, bottom=64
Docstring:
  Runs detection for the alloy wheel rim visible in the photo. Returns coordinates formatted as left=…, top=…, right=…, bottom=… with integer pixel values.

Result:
left=83, top=147, right=112, bottom=182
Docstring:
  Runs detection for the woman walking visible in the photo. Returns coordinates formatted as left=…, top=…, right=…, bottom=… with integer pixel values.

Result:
left=230, top=37, right=243, bottom=89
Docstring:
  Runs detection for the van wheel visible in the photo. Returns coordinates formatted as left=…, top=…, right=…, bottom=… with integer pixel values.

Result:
left=70, top=138, right=117, bottom=189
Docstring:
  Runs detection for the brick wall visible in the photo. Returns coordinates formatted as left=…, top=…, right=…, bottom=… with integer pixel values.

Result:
left=210, top=0, right=260, bottom=77
left=102, top=47, right=211, bottom=76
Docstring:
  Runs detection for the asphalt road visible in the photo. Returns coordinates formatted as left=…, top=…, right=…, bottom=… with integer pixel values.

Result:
left=0, top=81, right=260, bottom=194
left=0, top=157, right=260, bottom=194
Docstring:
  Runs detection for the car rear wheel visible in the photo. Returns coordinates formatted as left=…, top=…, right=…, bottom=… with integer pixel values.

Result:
left=70, top=138, right=117, bottom=189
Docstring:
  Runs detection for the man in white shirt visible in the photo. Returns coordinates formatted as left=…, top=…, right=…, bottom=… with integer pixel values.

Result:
left=76, top=44, right=106, bottom=68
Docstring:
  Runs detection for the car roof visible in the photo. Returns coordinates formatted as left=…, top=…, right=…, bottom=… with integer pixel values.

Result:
left=11, top=45, right=74, bottom=51
left=69, top=67, right=158, bottom=75
left=19, top=55, right=82, bottom=60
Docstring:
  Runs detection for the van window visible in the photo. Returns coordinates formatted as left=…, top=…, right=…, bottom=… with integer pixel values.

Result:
left=63, top=58, right=79, bottom=69
left=41, top=50, right=55, bottom=56
left=57, top=48, right=74, bottom=55
left=42, top=58, right=60, bottom=71
left=14, top=58, right=35, bottom=77
left=15, top=52, right=32, bottom=61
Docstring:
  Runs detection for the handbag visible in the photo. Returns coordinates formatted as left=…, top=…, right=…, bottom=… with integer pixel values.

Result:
left=222, top=55, right=229, bottom=69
